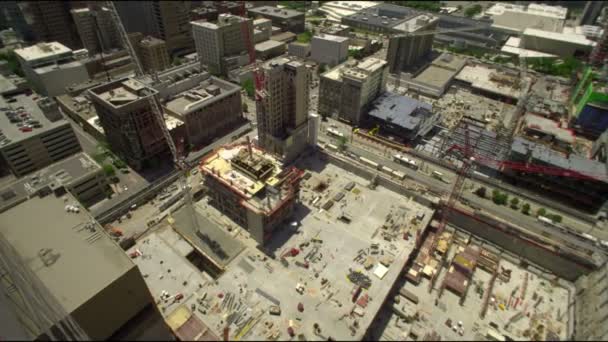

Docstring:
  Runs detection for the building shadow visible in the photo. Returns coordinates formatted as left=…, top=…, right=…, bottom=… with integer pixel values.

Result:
left=258, top=203, right=312, bottom=258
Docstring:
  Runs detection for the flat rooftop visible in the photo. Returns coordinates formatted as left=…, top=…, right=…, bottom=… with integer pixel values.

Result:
left=501, top=37, right=559, bottom=58
left=0, top=152, right=101, bottom=212
left=13, top=42, right=72, bottom=63
left=485, top=2, right=568, bottom=20
left=0, top=191, right=135, bottom=337
left=456, top=64, right=531, bottom=99
left=313, top=33, right=349, bottom=43
left=323, top=57, right=387, bottom=82
left=249, top=6, right=303, bottom=18
left=192, top=13, right=249, bottom=29
left=0, top=93, right=68, bottom=145
left=524, top=28, right=596, bottom=47
left=413, top=53, right=466, bottom=89
left=89, top=78, right=157, bottom=108
left=368, top=92, right=433, bottom=130
left=139, top=36, right=166, bottom=47
left=164, top=77, right=240, bottom=116
left=522, top=113, right=575, bottom=144
left=512, top=137, right=608, bottom=182
left=255, top=39, right=286, bottom=52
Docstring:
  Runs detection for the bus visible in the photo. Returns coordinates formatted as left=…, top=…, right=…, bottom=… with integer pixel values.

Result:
left=326, top=127, right=344, bottom=138
left=392, top=171, right=406, bottom=180
left=432, top=171, right=444, bottom=180
left=393, top=154, right=419, bottom=170
left=359, top=156, right=380, bottom=169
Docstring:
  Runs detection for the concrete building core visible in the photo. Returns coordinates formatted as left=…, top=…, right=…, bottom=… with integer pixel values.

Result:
left=164, top=76, right=243, bottom=148
left=319, top=57, right=388, bottom=125
left=256, top=57, right=310, bottom=162
left=0, top=94, right=82, bottom=177
left=199, top=144, right=304, bottom=245
left=192, top=14, right=254, bottom=76
left=88, top=78, right=170, bottom=171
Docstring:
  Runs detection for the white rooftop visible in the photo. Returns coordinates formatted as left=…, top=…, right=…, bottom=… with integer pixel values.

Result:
left=485, top=2, right=567, bottom=20
left=501, top=37, right=559, bottom=58
left=14, top=42, right=72, bottom=63
left=524, top=27, right=597, bottom=47
left=313, top=33, right=349, bottom=43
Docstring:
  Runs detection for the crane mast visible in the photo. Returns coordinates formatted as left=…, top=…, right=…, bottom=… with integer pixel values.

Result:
left=106, top=1, right=198, bottom=230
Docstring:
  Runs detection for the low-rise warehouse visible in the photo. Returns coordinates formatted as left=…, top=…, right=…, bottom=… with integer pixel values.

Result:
left=367, top=92, right=439, bottom=142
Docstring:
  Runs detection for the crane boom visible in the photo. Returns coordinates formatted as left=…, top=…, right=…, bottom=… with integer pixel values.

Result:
left=106, top=1, right=198, bottom=229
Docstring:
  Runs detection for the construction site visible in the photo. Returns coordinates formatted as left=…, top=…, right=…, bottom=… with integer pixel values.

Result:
left=125, top=150, right=435, bottom=341
left=373, top=224, right=573, bottom=341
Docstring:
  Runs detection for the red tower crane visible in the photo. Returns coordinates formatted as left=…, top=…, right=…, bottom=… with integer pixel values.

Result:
left=424, top=123, right=607, bottom=292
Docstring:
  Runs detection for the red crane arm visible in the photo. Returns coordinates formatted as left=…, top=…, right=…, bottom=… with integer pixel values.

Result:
left=447, top=144, right=605, bottom=181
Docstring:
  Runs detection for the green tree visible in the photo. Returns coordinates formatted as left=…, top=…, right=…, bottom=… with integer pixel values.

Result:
left=297, top=30, right=313, bottom=43
left=348, top=49, right=363, bottom=60
left=172, top=57, right=183, bottom=66
left=0, top=51, right=24, bottom=76
left=537, top=208, right=547, bottom=217
left=475, top=186, right=487, bottom=198
left=510, top=197, right=520, bottom=209
left=337, top=135, right=348, bottom=150
left=112, top=158, right=127, bottom=169
left=241, top=79, right=254, bottom=98
left=521, top=203, right=531, bottom=215
left=464, top=4, right=482, bottom=17
left=103, top=164, right=115, bottom=178
left=550, top=214, right=563, bottom=223
left=317, top=63, right=327, bottom=75
left=242, top=102, right=248, bottom=113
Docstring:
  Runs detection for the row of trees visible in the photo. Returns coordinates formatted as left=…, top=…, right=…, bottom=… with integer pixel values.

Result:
left=475, top=187, right=562, bottom=222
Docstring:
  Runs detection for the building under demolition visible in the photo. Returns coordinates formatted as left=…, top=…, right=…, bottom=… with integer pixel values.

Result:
left=199, top=143, right=304, bottom=245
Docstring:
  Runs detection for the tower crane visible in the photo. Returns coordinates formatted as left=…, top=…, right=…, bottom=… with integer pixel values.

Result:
left=106, top=2, right=199, bottom=230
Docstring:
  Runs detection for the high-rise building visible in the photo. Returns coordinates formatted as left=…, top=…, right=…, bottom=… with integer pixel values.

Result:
left=164, top=76, right=243, bottom=147
left=115, top=1, right=194, bottom=57
left=256, top=57, right=310, bottom=162
left=88, top=78, right=169, bottom=170
left=579, top=1, right=606, bottom=26
left=138, top=36, right=171, bottom=73
left=71, top=5, right=120, bottom=55
left=19, top=1, right=81, bottom=49
left=319, top=57, right=388, bottom=125
left=192, top=14, right=254, bottom=76
left=386, top=14, right=439, bottom=74
left=0, top=1, right=33, bottom=41
left=590, top=14, right=608, bottom=66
